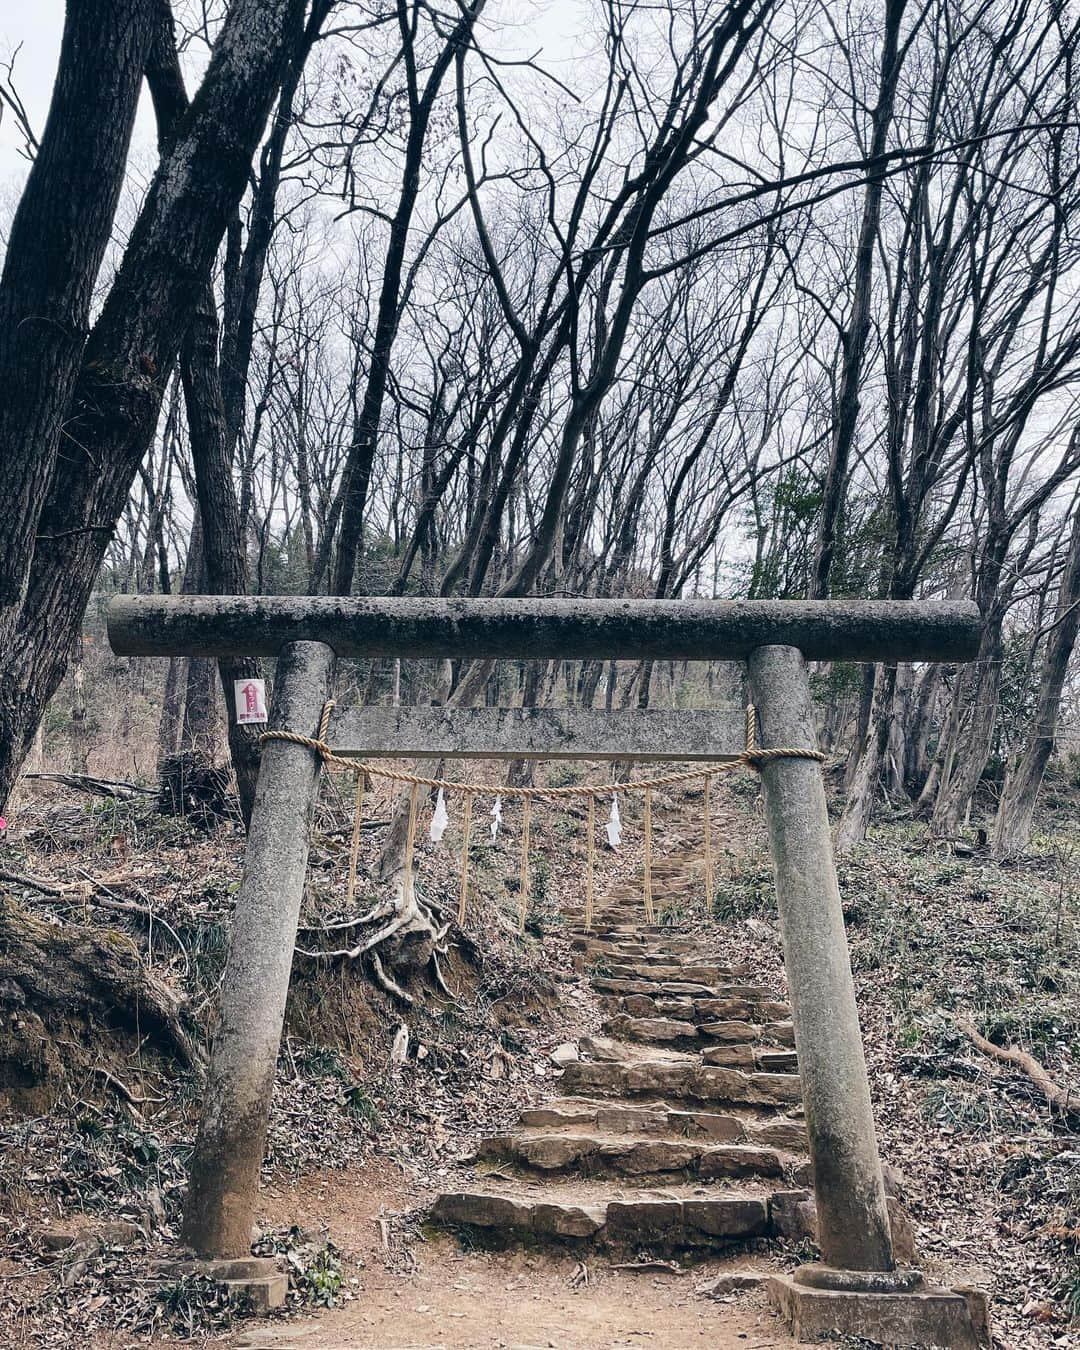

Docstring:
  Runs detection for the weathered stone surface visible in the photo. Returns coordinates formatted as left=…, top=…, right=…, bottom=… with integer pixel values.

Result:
left=699, top=1019, right=762, bottom=1043
left=757, top=1050, right=799, bottom=1073
left=683, top=1196, right=769, bottom=1238
left=532, top=1202, right=606, bottom=1238
left=592, top=977, right=658, bottom=996
left=696, top=997, right=790, bottom=1022
left=550, top=1041, right=579, bottom=1066
left=767, top=1273, right=991, bottom=1348
left=599, top=1139, right=700, bottom=1175
left=751, top=1117, right=807, bottom=1151
left=603, top=1015, right=700, bottom=1045
left=578, top=1033, right=634, bottom=1062
left=431, top=1192, right=532, bottom=1231
left=693, top=1066, right=803, bottom=1106
left=605, top=1199, right=683, bottom=1244
left=666, top=1109, right=746, bottom=1141
left=700, top=1044, right=757, bottom=1069
left=42, top=1218, right=141, bottom=1252
left=223, top=1274, right=287, bottom=1314
left=519, top=1103, right=596, bottom=1129
left=699, top=1144, right=784, bottom=1179
left=768, top=1190, right=817, bottom=1243
left=594, top=1105, right=670, bottom=1134
left=622, top=994, right=659, bottom=1017
left=698, top=1270, right=766, bottom=1298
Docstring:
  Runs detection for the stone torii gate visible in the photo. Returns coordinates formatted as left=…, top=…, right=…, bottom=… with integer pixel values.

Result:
left=107, top=595, right=989, bottom=1345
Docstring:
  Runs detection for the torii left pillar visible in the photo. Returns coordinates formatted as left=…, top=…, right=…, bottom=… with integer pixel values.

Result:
left=182, top=639, right=335, bottom=1257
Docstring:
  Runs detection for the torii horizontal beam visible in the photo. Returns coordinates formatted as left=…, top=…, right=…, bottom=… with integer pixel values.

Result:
left=328, top=704, right=746, bottom=760
left=107, top=594, right=981, bottom=663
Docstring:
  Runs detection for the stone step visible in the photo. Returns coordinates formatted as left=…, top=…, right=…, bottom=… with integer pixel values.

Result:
left=562, top=1056, right=802, bottom=1108
left=602, top=1014, right=796, bottom=1051
left=602, top=991, right=790, bottom=1023
left=591, top=976, right=773, bottom=1000
left=602, top=963, right=735, bottom=984
left=518, top=1098, right=808, bottom=1152
left=475, top=1130, right=788, bottom=1181
left=430, top=1179, right=778, bottom=1251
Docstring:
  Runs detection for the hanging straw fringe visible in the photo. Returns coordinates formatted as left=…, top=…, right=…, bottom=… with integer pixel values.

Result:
left=346, top=770, right=365, bottom=909
left=585, top=793, right=596, bottom=932
left=458, top=791, right=474, bottom=925
left=262, top=700, right=822, bottom=794
left=264, top=698, right=825, bottom=932
left=518, top=796, right=532, bottom=934
left=642, top=787, right=655, bottom=924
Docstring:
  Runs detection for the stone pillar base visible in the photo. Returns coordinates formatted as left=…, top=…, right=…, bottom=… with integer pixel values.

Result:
left=158, top=1256, right=287, bottom=1314
left=767, top=1268, right=990, bottom=1348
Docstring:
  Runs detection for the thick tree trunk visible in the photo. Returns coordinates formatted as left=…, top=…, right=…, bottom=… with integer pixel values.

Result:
left=0, top=0, right=308, bottom=815
left=0, top=0, right=155, bottom=614
left=931, top=617, right=1003, bottom=837
left=993, top=508, right=1080, bottom=858
left=836, top=664, right=898, bottom=852
left=181, top=280, right=262, bottom=824
left=904, top=662, right=940, bottom=794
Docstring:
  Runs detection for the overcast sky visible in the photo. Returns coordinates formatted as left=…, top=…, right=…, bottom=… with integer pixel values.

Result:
left=0, top=2, right=590, bottom=194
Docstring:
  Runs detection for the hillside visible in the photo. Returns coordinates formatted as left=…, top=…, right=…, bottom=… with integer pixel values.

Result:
left=0, top=767, right=1075, bottom=1347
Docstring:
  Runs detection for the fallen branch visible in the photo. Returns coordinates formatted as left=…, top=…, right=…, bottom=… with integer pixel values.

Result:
left=22, top=772, right=154, bottom=800
left=956, top=1015, right=1077, bottom=1120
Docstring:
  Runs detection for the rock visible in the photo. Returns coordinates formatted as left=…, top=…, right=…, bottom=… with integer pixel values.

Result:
left=698, top=1270, right=765, bottom=1297
left=699, top=1144, right=784, bottom=1179
left=683, top=1195, right=769, bottom=1238
left=578, top=1033, right=632, bottom=1062
left=550, top=1041, right=579, bottom=1066
left=41, top=1218, right=141, bottom=1252
left=701, top=1044, right=757, bottom=1069
left=700, top=1019, right=762, bottom=1043
left=751, top=1117, right=807, bottom=1151
left=888, top=1195, right=918, bottom=1263
left=769, top=1189, right=817, bottom=1243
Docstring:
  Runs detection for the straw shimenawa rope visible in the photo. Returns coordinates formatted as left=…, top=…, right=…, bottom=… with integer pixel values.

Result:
left=262, top=699, right=824, bottom=931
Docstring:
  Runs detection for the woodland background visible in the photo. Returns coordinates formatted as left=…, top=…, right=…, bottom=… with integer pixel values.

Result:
left=0, top=3, right=1079, bottom=1343
left=2, top=0, right=1080, bottom=862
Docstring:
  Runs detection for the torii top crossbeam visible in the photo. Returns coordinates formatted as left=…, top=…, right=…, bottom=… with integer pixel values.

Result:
left=108, top=594, right=981, bottom=663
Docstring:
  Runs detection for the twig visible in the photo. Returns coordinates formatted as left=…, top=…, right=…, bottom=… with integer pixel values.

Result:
left=91, top=1066, right=166, bottom=1107
left=956, top=1015, right=1077, bottom=1120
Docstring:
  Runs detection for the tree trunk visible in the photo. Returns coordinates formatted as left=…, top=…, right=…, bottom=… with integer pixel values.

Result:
left=0, top=0, right=155, bottom=614
left=993, top=507, right=1080, bottom=858
left=0, top=0, right=308, bottom=816
left=931, top=617, right=1003, bottom=837
left=836, top=664, right=898, bottom=852
left=181, top=278, right=262, bottom=824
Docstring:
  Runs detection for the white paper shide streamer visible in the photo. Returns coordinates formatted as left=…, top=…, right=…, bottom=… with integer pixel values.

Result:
left=606, top=795, right=622, bottom=847
left=490, top=795, right=503, bottom=840
left=429, top=787, right=449, bottom=843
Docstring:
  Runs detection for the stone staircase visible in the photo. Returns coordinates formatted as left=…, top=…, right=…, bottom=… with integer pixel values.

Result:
left=430, top=882, right=817, bottom=1257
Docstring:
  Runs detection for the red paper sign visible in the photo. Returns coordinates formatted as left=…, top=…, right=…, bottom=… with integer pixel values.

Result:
left=234, top=678, right=268, bottom=724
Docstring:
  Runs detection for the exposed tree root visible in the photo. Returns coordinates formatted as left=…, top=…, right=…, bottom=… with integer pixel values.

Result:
left=295, top=872, right=455, bottom=1003
left=957, top=1015, right=1077, bottom=1121
left=369, top=951, right=414, bottom=1004
left=0, top=896, right=197, bottom=1071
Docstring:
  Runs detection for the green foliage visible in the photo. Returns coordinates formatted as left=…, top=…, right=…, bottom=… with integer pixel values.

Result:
left=150, top=1273, right=249, bottom=1336
left=254, top=1225, right=345, bottom=1308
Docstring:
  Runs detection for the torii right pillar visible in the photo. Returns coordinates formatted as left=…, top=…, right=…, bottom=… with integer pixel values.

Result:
left=749, top=645, right=990, bottom=1347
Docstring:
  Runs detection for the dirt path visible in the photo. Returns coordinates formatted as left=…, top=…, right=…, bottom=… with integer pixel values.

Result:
left=226, top=1167, right=797, bottom=1350
left=216, top=811, right=804, bottom=1350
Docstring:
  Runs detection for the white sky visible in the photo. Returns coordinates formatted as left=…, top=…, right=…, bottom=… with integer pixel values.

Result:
left=0, top=1, right=590, bottom=193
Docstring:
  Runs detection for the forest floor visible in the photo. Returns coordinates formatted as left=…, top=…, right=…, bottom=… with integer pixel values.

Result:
left=0, top=764, right=1077, bottom=1348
